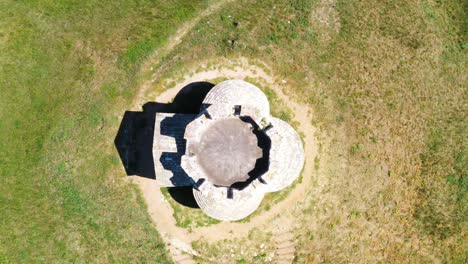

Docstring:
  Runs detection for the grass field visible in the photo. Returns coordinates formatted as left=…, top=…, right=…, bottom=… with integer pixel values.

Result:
left=0, top=0, right=210, bottom=262
left=1, top=0, right=466, bottom=263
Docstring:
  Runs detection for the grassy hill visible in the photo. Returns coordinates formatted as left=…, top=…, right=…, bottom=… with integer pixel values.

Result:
left=0, top=0, right=466, bottom=263
left=0, top=0, right=210, bottom=262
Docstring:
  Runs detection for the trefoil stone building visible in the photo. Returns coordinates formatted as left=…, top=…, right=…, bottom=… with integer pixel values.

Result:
left=154, top=80, right=304, bottom=221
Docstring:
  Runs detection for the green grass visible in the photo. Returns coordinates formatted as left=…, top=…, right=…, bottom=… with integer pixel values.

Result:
left=1, top=0, right=466, bottom=262
left=0, top=0, right=210, bottom=262
left=161, top=188, right=220, bottom=230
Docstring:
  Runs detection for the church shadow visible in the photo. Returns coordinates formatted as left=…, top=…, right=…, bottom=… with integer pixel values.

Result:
left=114, top=81, right=214, bottom=208
left=167, top=187, right=199, bottom=208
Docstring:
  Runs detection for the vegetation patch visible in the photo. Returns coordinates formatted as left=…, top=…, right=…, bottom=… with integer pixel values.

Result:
left=192, top=228, right=275, bottom=263
left=161, top=188, right=220, bottom=230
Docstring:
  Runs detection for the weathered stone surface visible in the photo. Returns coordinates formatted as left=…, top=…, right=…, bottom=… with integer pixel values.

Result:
left=192, top=181, right=266, bottom=221
left=184, top=117, right=262, bottom=186
left=153, top=113, right=196, bottom=187
left=263, top=118, right=305, bottom=192
left=202, top=79, right=270, bottom=124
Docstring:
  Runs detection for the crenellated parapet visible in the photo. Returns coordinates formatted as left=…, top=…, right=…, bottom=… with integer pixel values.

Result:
left=153, top=80, right=304, bottom=221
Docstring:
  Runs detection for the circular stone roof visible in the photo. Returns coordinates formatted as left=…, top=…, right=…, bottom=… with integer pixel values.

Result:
left=169, top=79, right=305, bottom=221
left=202, top=80, right=270, bottom=123
left=191, top=117, right=261, bottom=186
left=193, top=181, right=265, bottom=221
left=263, top=117, right=305, bottom=192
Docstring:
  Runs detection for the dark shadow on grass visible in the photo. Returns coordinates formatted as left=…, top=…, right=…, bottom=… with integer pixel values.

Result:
left=114, top=81, right=214, bottom=207
left=114, top=81, right=214, bottom=179
left=114, top=103, right=170, bottom=179
left=167, top=187, right=199, bottom=209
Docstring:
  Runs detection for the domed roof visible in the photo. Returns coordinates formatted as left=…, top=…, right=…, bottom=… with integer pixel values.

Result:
left=193, top=181, right=265, bottom=221
left=202, top=80, right=270, bottom=124
left=182, top=117, right=262, bottom=186
left=263, top=117, right=304, bottom=192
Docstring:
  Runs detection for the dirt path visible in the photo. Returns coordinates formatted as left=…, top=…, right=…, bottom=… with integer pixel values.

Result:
left=133, top=0, right=232, bottom=109
left=130, top=60, right=318, bottom=263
